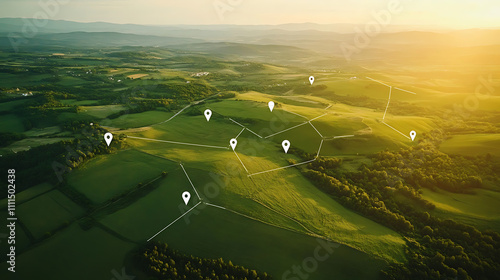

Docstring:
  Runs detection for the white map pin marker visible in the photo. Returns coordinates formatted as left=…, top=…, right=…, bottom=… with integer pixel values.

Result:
left=268, top=101, right=275, bottom=112
left=230, top=138, right=238, bottom=151
left=309, top=76, right=315, bottom=85
left=410, top=131, right=417, bottom=141
left=204, top=109, right=212, bottom=121
left=182, top=191, right=191, bottom=205
left=104, top=132, right=113, bottom=146
left=282, top=140, right=290, bottom=153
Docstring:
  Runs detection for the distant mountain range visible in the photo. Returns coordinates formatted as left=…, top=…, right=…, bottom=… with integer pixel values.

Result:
left=0, top=18, right=499, bottom=63
left=0, top=18, right=453, bottom=35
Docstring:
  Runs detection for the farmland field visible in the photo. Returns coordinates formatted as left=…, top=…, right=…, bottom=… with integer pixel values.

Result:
left=1, top=13, right=499, bottom=280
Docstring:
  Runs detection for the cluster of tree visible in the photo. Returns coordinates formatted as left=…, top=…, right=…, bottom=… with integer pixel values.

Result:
left=303, top=169, right=414, bottom=232
left=299, top=134, right=500, bottom=279
left=154, top=82, right=216, bottom=102
left=382, top=209, right=500, bottom=279
left=107, top=98, right=175, bottom=119
left=0, top=123, right=124, bottom=191
left=136, top=242, right=272, bottom=280
left=371, top=143, right=490, bottom=193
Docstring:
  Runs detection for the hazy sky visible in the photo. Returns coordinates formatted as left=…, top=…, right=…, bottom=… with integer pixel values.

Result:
left=1, top=0, right=499, bottom=28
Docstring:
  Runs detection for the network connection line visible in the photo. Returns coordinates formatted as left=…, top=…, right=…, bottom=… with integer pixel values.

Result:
left=160, top=93, right=221, bottom=124
left=365, top=76, right=391, bottom=88
left=282, top=109, right=309, bottom=120
left=126, top=136, right=229, bottom=150
left=366, top=76, right=418, bottom=140
left=233, top=150, right=249, bottom=174
left=235, top=128, right=246, bottom=139
left=147, top=201, right=202, bottom=241
left=264, top=122, right=308, bottom=139
left=162, top=104, right=191, bottom=123
left=316, top=139, right=324, bottom=158
left=333, top=135, right=355, bottom=139
left=204, top=202, right=226, bottom=210
left=180, top=164, right=201, bottom=200
left=393, top=87, right=417, bottom=95
left=308, top=121, right=324, bottom=138
left=247, top=159, right=317, bottom=177
left=229, top=118, right=263, bottom=138
left=309, top=113, right=328, bottom=122
left=383, top=86, right=392, bottom=120
left=382, top=121, right=411, bottom=140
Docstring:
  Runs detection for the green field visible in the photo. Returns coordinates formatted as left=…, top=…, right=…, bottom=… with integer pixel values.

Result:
left=68, top=149, right=176, bottom=204
left=155, top=206, right=389, bottom=280
left=17, top=190, right=85, bottom=239
left=0, top=99, right=29, bottom=112
left=422, top=188, right=500, bottom=232
left=1, top=137, right=72, bottom=154
left=440, top=134, right=500, bottom=157
left=121, top=103, right=407, bottom=263
left=0, top=224, right=136, bottom=280
left=0, top=182, right=53, bottom=207
left=60, top=99, right=99, bottom=106
left=80, top=105, right=128, bottom=119
left=101, top=110, right=174, bottom=128
left=1, top=28, right=499, bottom=280
left=0, top=114, right=24, bottom=133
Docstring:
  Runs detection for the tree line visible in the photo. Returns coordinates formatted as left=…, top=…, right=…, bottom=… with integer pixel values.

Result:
left=135, top=242, right=272, bottom=280
left=299, top=133, right=500, bottom=279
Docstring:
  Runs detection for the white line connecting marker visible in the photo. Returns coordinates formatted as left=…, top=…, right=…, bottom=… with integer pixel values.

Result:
left=383, top=86, right=392, bottom=120
left=162, top=104, right=191, bottom=123
left=366, top=76, right=391, bottom=88
left=247, top=159, right=316, bottom=177
left=229, top=118, right=245, bottom=128
left=161, top=93, right=220, bottom=124
left=126, top=136, right=229, bottom=150
left=382, top=121, right=411, bottom=140
left=282, top=109, right=309, bottom=120
left=265, top=122, right=308, bottom=139
left=204, top=202, right=226, bottom=210
left=235, top=128, right=245, bottom=139
left=316, top=139, right=324, bottom=158
left=246, top=128, right=263, bottom=139
left=334, top=135, right=355, bottom=139
left=233, top=150, right=249, bottom=174
left=309, top=113, right=328, bottom=122
left=180, top=164, right=201, bottom=200
left=324, top=104, right=332, bottom=110
left=229, top=118, right=263, bottom=138
left=308, top=121, right=323, bottom=138
left=147, top=201, right=202, bottom=241
left=393, top=87, right=417, bottom=95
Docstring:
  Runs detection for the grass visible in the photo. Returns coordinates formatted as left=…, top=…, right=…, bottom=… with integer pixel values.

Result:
left=101, top=110, right=174, bottom=129
left=67, top=149, right=175, bottom=204
left=0, top=114, right=25, bottom=133
left=100, top=166, right=202, bottom=241
left=0, top=224, right=136, bottom=280
left=80, top=105, right=128, bottom=119
left=1, top=137, right=72, bottom=154
left=154, top=206, right=389, bottom=280
left=421, top=188, right=500, bottom=232
left=440, top=134, right=500, bottom=157
left=0, top=99, right=29, bottom=112
left=17, top=190, right=84, bottom=239
left=23, top=126, right=61, bottom=137
left=60, top=99, right=99, bottom=106
left=0, top=182, right=54, bottom=208
left=123, top=107, right=407, bottom=263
